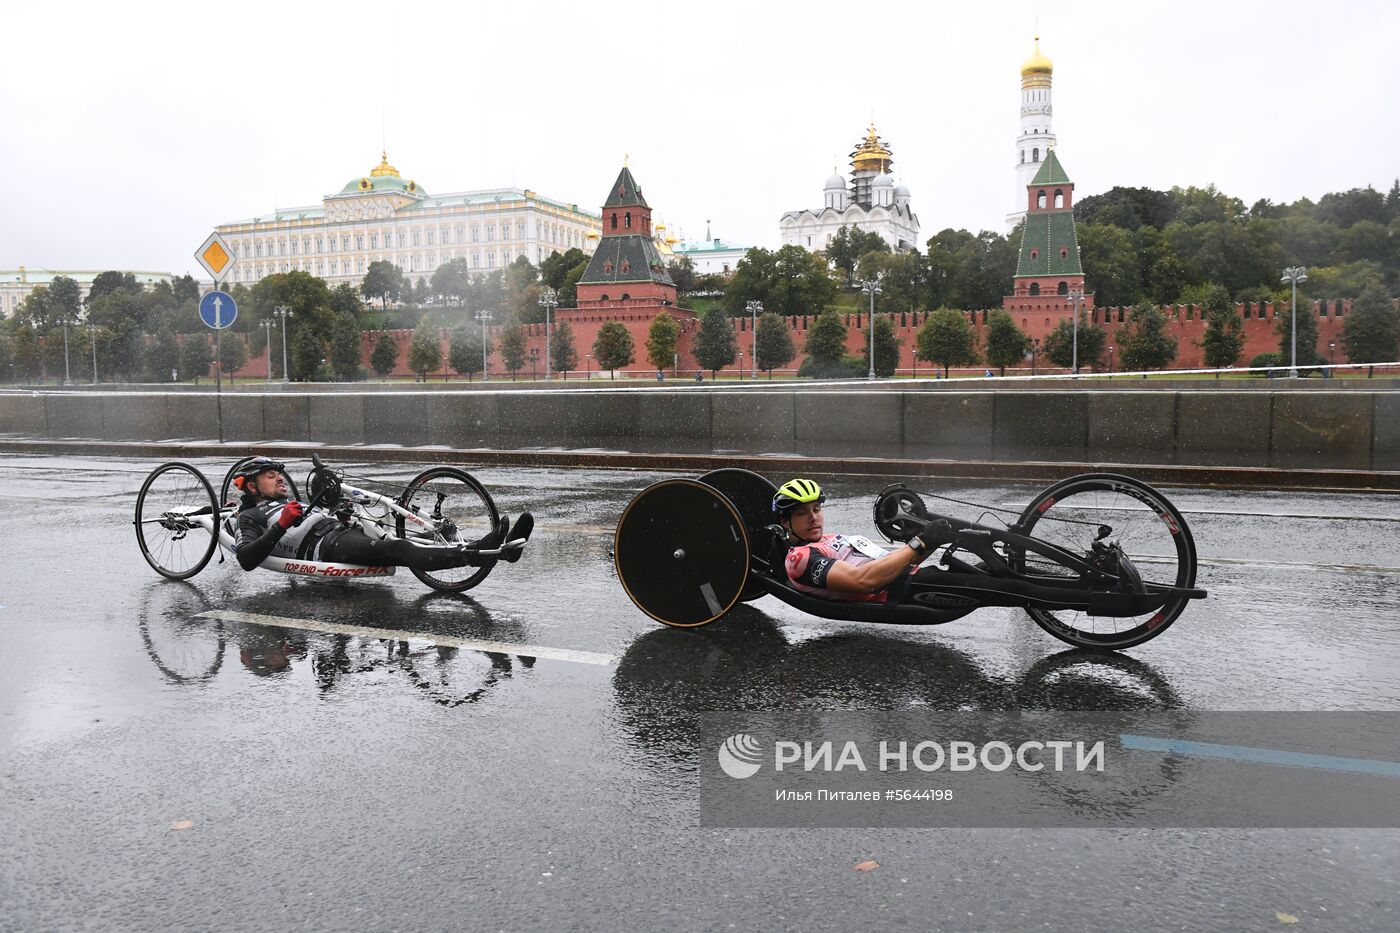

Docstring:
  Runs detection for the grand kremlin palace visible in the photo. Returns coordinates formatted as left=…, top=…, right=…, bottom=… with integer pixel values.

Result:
left=215, top=153, right=601, bottom=287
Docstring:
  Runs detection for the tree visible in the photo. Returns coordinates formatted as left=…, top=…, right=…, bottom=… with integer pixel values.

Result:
left=172, top=274, right=201, bottom=306
left=592, top=321, right=634, bottom=379
left=540, top=248, right=588, bottom=291
left=328, top=314, right=363, bottom=380
left=665, top=256, right=697, bottom=295
left=503, top=256, right=541, bottom=323
left=916, top=309, right=979, bottom=377
left=0, top=334, right=11, bottom=384
left=370, top=333, right=399, bottom=379
left=407, top=320, right=442, bottom=380
left=804, top=310, right=848, bottom=366
left=1043, top=313, right=1108, bottom=371
left=863, top=315, right=902, bottom=378
left=1118, top=304, right=1179, bottom=372
left=431, top=258, right=472, bottom=306
left=645, top=312, right=680, bottom=373
left=552, top=320, right=579, bottom=377
left=328, top=282, right=365, bottom=320
left=361, top=260, right=404, bottom=310
left=1199, top=284, right=1245, bottom=375
left=220, top=331, right=249, bottom=378
left=144, top=327, right=181, bottom=382
left=755, top=312, right=796, bottom=377
left=47, top=276, right=83, bottom=326
left=448, top=326, right=489, bottom=381
left=724, top=245, right=837, bottom=316
left=290, top=325, right=326, bottom=381
left=693, top=309, right=737, bottom=377
left=179, top=334, right=214, bottom=384
left=825, top=225, right=889, bottom=283
left=498, top=324, right=527, bottom=380
left=86, top=271, right=141, bottom=306
left=1077, top=223, right=1143, bottom=307
left=983, top=309, right=1031, bottom=375
left=1341, top=282, right=1400, bottom=377
left=9, top=323, right=43, bottom=381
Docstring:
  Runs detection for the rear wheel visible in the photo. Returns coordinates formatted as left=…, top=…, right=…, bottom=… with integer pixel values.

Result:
left=135, top=462, right=220, bottom=580
left=396, top=467, right=500, bottom=592
left=1013, top=473, right=1197, bottom=650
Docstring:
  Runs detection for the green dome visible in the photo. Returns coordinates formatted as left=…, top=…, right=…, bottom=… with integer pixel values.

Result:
left=339, top=174, right=426, bottom=197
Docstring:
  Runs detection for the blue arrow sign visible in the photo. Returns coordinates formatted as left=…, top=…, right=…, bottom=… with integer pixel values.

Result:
left=199, top=291, right=238, bottom=329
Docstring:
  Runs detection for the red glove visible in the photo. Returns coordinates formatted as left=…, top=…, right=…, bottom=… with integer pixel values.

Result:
left=276, top=500, right=304, bottom=529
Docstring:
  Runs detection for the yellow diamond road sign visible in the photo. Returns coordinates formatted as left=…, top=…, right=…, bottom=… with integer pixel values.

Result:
left=195, top=231, right=236, bottom=282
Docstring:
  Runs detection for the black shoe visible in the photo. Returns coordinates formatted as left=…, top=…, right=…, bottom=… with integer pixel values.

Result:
left=467, top=514, right=510, bottom=553
left=502, top=512, right=533, bottom=562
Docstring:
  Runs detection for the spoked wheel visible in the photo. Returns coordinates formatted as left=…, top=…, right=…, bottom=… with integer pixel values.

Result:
left=615, top=479, right=751, bottom=627
left=698, top=468, right=776, bottom=602
left=219, top=456, right=301, bottom=507
left=396, top=467, right=501, bottom=592
left=135, top=462, right=220, bottom=580
left=1013, top=473, right=1197, bottom=650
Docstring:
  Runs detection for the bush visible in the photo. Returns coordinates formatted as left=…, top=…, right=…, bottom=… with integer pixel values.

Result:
left=1248, top=352, right=1285, bottom=378
left=797, top=355, right=865, bottom=379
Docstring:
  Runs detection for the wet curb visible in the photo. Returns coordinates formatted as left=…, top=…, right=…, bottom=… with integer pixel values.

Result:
left=1, top=437, right=1397, bottom=492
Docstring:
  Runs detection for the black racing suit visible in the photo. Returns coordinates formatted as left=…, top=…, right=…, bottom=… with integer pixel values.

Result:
left=233, top=496, right=487, bottom=572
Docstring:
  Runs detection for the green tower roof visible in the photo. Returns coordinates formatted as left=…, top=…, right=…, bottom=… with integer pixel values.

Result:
left=1030, top=149, right=1071, bottom=186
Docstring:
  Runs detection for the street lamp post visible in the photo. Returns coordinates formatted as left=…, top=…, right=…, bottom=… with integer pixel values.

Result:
left=273, top=305, right=293, bottom=383
left=859, top=277, right=883, bottom=380
left=1108, top=344, right=1115, bottom=375
left=88, top=321, right=98, bottom=384
left=1066, top=288, right=1084, bottom=374
left=745, top=299, right=762, bottom=379
left=476, top=310, right=493, bottom=382
left=61, top=318, right=71, bottom=385
left=538, top=287, right=558, bottom=380
left=1328, top=340, right=1336, bottom=378
left=1031, top=337, right=1040, bottom=376
left=585, top=353, right=591, bottom=380
left=1281, top=266, right=1308, bottom=378
left=530, top=347, right=539, bottom=381
left=260, top=321, right=273, bottom=383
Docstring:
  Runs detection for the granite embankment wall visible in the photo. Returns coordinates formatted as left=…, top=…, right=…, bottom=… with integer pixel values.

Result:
left=2, top=388, right=1396, bottom=471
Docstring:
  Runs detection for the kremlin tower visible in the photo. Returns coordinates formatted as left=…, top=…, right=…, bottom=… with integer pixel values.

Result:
left=575, top=164, right=678, bottom=312
left=1005, top=36, right=1057, bottom=231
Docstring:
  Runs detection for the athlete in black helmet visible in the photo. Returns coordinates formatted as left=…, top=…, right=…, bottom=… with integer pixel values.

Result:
left=230, top=457, right=532, bottom=573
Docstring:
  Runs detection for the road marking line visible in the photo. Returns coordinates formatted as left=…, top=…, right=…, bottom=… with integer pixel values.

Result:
left=195, top=609, right=616, bottom=666
left=1120, top=734, right=1400, bottom=779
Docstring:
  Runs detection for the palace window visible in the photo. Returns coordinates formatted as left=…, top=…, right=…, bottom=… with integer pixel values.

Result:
left=341, top=236, right=350, bottom=251
left=1029, top=283, right=1040, bottom=296
left=427, top=229, right=435, bottom=246
left=303, top=238, right=310, bottom=253
left=518, top=222, right=527, bottom=239
left=398, top=232, right=406, bottom=248
left=471, top=225, right=480, bottom=242
left=371, top=234, right=379, bottom=249
left=1057, top=281, right=1068, bottom=295
left=357, top=259, right=365, bottom=274
left=472, top=253, right=479, bottom=268
left=413, top=230, right=421, bottom=246
left=456, top=226, right=465, bottom=243
left=279, top=241, right=286, bottom=255
left=356, top=236, right=364, bottom=251
left=488, top=225, right=496, bottom=241
left=314, top=237, right=322, bottom=252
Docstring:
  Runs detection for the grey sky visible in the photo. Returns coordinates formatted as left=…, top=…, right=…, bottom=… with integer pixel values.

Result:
left=2, top=0, right=1395, bottom=281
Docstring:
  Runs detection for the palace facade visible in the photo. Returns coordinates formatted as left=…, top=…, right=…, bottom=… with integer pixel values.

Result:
left=214, top=153, right=601, bottom=287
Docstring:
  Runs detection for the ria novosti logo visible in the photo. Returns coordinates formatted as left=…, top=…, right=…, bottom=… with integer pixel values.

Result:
left=717, top=733, right=764, bottom=779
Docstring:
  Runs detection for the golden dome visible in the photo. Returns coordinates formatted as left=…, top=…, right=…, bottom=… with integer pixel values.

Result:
left=1021, top=37, right=1053, bottom=76
left=655, top=221, right=666, bottom=231
left=369, top=150, right=401, bottom=178
left=850, top=124, right=893, bottom=174
left=585, top=229, right=600, bottom=240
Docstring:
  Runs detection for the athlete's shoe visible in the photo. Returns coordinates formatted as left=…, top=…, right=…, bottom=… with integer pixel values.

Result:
left=462, top=515, right=510, bottom=553
left=502, top=512, right=533, bottom=563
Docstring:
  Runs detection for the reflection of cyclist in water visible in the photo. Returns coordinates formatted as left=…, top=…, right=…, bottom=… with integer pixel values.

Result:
left=775, top=478, right=936, bottom=604
left=230, top=457, right=533, bottom=572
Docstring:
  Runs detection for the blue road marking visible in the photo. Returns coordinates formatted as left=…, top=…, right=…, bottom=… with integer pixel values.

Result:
left=1120, top=734, right=1400, bottom=778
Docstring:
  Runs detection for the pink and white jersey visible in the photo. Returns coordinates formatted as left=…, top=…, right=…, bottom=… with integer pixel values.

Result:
left=784, top=533, right=892, bottom=603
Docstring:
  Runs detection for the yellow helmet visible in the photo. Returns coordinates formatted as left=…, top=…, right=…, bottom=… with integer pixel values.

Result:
left=772, top=478, right=825, bottom=516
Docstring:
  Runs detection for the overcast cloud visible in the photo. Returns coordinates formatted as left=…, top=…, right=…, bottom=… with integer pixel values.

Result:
left=1, top=0, right=1395, bottom=280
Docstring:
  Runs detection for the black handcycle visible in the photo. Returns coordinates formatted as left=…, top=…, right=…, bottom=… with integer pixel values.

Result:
left=613, top=469, right=1206, bottom=650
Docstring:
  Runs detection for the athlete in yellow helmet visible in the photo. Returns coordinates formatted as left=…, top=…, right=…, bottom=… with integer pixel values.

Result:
left=773, top=478, right=935, bottom=603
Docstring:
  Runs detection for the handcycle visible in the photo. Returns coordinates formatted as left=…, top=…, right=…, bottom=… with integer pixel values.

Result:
left=134, top=454, right=517, bottom=592
left=613, top=469, right=1207, bottom=650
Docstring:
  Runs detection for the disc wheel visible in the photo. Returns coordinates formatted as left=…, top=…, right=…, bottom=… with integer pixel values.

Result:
left=135, top=461, right=220, bottom=580
left=698, top=468, right=777, bottom=602
left=219, top=456, right=301, bottom=507
left=396, top=467, right=500, bottom=592
left=615, top=479, right=750, bottom=628
left=1013, top=473, right=1198, bottom=650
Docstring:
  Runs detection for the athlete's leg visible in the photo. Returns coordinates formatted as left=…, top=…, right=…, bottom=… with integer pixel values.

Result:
left=323, top=528, right=480, bottom=571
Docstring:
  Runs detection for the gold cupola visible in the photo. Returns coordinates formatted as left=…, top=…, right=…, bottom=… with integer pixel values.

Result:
left=370, top=150, right=401, bottom=178
left=1021, top=37, right=1053, bottom=77
left=849, top=124, right=893, bottom=174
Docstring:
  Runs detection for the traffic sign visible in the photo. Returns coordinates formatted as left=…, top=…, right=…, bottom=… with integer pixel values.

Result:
left=199, top=291, right=238, bottom=329
left=195, top=231, right=237, bottom=282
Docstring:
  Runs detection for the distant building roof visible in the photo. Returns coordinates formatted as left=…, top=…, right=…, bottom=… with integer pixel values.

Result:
left=675, top=239, right=749, bottom=255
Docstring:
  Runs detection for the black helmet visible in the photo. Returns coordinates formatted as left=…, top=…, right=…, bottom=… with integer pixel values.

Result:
left=232, top=457, right=285, bottom=494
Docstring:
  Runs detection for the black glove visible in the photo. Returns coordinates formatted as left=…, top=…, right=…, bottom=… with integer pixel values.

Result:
left=907, top=519, right=953, bottom=557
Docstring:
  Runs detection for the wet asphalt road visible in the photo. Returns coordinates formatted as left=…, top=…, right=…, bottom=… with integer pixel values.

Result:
left=2, top=454, right=1398, bottom=932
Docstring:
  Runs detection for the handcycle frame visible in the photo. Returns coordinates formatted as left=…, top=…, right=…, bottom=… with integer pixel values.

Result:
left=613, top=469, right=1208, bottom=650
left=134, top=454, right=511, bottom=590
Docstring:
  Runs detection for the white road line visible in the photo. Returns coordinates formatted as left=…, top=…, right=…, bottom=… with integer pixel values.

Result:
left=195, top=609, right=617, bottom=666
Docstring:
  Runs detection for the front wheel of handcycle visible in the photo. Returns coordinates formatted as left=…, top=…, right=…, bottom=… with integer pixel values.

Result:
left=1012, top=473, right=1198, bottom=650
left=135, top=462, right=220, bottom=580
left=396, top=466, right=501, bottom=592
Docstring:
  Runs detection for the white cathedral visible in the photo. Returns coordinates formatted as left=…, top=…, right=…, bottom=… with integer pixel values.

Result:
left=779, top=125, right=921, bottom=253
